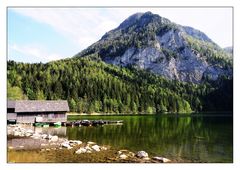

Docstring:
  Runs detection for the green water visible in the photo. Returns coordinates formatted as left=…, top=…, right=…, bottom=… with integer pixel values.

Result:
left=67, top=114, right=233, bottom=162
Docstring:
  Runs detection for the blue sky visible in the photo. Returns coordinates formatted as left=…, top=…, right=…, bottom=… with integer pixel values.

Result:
left=8, top=8, right=232, bottom=63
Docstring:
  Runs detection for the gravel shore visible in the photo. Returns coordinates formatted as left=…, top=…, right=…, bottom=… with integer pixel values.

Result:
left=7, top=124, right=175, bottom=163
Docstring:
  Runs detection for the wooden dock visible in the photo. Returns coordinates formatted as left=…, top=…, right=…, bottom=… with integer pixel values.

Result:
left=62, top=120, right=123, bottom=127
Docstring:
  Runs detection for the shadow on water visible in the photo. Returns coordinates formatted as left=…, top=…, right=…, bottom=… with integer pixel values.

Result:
left=66, top=114, right=232, bottom=162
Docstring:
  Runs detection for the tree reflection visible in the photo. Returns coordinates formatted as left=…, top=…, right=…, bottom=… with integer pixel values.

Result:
left=66, top=115, right=232, bottom=162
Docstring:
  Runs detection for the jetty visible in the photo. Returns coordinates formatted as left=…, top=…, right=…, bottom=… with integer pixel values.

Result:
left=62, top=120, right=123, bottom=127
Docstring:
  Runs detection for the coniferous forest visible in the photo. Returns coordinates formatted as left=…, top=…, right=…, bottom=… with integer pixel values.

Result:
left=7, top=57, right=233, bottom=114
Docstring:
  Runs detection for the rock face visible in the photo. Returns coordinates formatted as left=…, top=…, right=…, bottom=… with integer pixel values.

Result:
left=76, top=11, right=232, bottom=83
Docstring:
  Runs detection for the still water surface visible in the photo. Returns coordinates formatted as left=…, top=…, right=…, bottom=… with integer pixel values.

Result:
left=40, top=114, right=232, bottom=162
left=66, top=115, right=233, bottom=162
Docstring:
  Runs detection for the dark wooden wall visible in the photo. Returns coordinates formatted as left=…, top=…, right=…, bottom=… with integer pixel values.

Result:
left=16, top=112, right=67, bottom=123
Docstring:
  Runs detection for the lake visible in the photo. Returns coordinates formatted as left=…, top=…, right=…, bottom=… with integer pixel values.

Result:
left=38, top=114, right=233, bottom=162
left=66, top=114, right=233, bottom=162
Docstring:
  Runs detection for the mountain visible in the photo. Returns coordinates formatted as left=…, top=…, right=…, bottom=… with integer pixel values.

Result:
left=224, top=46, right=233, bottom=55
left=7, top=12, right=233, bottom=114
left=75, top=12, right=232, bottom=83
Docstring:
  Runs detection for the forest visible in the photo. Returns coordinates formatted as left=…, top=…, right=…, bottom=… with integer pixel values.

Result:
left=7, top=57, right=233, bottom=114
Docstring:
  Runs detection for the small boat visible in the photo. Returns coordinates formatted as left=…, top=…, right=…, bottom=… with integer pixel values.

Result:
left=54, top=121, right=61, bottom=127
left=81, top=120, right=91, bottom=126
left=34, top=122, right=44, bottom=127
left=42, top=123, right=49, bottom=127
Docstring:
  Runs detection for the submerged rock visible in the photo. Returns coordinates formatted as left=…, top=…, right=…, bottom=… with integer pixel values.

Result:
left=152, top=156, right=171, bottom=163
left=87, top=141, right=96, bottom=145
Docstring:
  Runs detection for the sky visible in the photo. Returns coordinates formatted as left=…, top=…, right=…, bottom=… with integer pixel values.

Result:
left=8, top=7, right=232, bottom=63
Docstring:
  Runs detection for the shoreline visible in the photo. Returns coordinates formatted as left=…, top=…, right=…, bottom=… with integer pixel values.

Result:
left=7, top=124, right=174, bottom=163
left=67, top=112, right=233, bottom=117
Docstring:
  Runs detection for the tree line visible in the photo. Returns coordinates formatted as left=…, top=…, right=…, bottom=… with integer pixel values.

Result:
left=7, top=57, right=233, bottom=114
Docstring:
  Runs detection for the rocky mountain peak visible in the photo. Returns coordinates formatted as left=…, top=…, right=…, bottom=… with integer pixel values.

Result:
left=76, top=12, right=232, bottom=84
left=181, top=26, right=215, bottom=44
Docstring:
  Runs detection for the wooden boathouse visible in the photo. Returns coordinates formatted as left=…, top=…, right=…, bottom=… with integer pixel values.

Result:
left=7, top=100, right=69, bottom=124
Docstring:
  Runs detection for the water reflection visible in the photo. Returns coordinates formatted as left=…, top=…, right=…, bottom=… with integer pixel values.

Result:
left=20, top=125, right=67, bottom=137
left=66, top=115, right=232, bottom=162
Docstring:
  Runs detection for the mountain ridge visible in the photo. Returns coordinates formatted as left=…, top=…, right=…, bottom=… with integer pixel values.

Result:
left=75, top=11, right=232, bottom=84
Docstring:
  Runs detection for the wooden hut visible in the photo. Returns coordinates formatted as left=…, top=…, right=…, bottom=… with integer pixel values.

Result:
left=7, top=100, right=69, bottom=124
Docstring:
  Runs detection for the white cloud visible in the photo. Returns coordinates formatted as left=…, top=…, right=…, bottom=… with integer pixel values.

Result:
left=9, top=43, right=62, bottom=62
left=11, top=8, right=121, bottom=50
left=11, top=8, right=232, bottom=51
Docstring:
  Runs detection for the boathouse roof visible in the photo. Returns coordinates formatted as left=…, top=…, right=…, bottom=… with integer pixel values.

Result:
left=7, top=100, right=69, bottom=113
left=7, top=100, right=16, bottom=108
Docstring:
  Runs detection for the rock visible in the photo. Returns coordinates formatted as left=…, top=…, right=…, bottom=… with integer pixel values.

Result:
left=69, top=140, right=82, bottom=146
left=128, top=152, right=135, bottom=157
left=26, top=129, right=34, bottom=134
left=19, top=133, right=25, bottom=137
left=40, top=143, right=47, bottom=147
left=101, top=146, right=108, bottom=151
left=50, top=136, right=58, bottom=142
left=13, top=131, right=20, bottom=136
left=136, top=151, right=149, bottom=158
left=31, top=133, right=41, bottom=139
left=92, top=145, right=100, bottom=152
left=25, top=133, right=32, bottom=137
left=142, top=157, right=150, bottom=161
left=41, top=134, right=48, bottom=139
left=75, top=148, right=87, bottom=154
left=7, top=130, right=12, bottom=135
left=86, top=150, right=92, bottom=153
left=119, top=154, right=128, bottom=159
left=46, top=134, right=52, bottom=140
left=61, top=142, right=71, bottom=149
left=85, top=146, right=92, bottom=151
left=152, top=157, right=171, bottom=163
left=8, top=146, right=14, bottom=150
left=67, top=146, right=73, bottom=150
left=87, top=141, right=96, bottom=145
